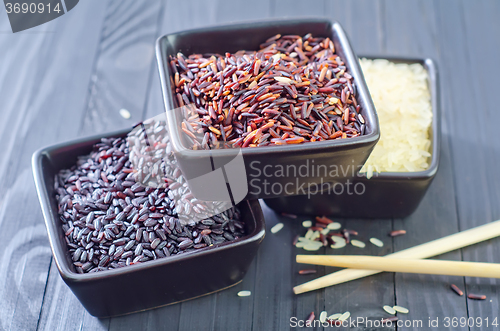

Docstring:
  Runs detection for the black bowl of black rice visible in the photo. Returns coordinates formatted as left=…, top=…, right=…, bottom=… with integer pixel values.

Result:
left=32, top=120, right=265, bottom=318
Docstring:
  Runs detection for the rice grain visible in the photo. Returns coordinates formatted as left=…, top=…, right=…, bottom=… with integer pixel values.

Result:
left=359, top=59, right=432, bottom=179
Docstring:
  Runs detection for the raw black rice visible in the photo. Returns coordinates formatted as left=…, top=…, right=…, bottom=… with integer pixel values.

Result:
left=54, top=119, right=246, bottom=274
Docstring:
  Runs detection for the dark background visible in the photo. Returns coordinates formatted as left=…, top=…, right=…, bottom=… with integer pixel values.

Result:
left=0, top=0, right=499, bottom=330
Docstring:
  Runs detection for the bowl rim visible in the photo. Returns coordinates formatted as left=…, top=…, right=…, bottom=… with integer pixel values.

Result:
left=355, top=55, right=441, bottom=180
left=155, top=18, right=380, bottom=158
left=32, top=128, right=266, bottom=283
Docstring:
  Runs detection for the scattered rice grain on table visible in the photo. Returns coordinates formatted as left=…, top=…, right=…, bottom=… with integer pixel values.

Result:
left=467, top=293, right=487, bottom=300
left=321, top=227, right=330, bottom=235
left=350, top=239, right=366, bottom=248
left=383, top=316, right=399, bottom=323
left=319, top=311, right=328, bottom=323
left=295, top=241, right=306, bottom=248
left=450, top=284, right=464, bottom=296
left=305, top=312, right=315, bottom=326
left=303, top=243, right=323, bottom=251
left=359, top=59, right=432, bottom=179
left=298, top=269, right=317, bottom=275
left=389, top=229, right=406, bottom=237
left=237, top=290, right=252, bottom=297
left=270, top=222, right=284, bottom=234
left=338, top=311, right=351, bottom=321
left=369, top=237, right=384, bottom=247
left=393, top=305, right=409, bottom=314
left=383, top=305, right=396, bottom=315
left=302, top=220, right=312, bottom=228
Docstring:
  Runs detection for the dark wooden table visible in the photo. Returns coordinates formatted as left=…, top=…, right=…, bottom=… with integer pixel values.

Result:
left=1, top=0, right=499, bottom=330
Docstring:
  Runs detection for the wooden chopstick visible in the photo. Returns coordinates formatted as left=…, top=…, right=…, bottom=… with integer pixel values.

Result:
left=296, top=255, right=500, bottom=279
left=293, top=219, right=500, bottom=294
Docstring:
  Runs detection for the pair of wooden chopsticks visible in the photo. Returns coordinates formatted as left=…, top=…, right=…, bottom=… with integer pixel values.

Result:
left=293, top=219, right=500, bottom=294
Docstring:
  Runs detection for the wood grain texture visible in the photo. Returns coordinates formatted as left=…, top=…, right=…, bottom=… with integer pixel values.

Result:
left=37, top=1, right=164, bottom=330
left=435, top=0, right=500, bottom=328
left=142, top=1, right=275, bottom=330
left=0, top=1, right=108, bottom=330
left=0, top=170, right=52, bottom=331
left=0, top=0, right=499, bottom=330
left=250, top=206, right=299, bottom=331
left=321, top=2, right=395, bottom=330
left=78, top=0, right=163, bottom=134
left=383, top=1, right=469, bottom=329
left=37, top=263, right=109, bottom=331
left=272, top=0, right=327, bottom=17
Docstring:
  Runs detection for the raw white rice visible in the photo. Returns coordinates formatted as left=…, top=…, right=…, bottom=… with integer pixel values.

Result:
left=359, top=59, right=432, bottom=179
left=383, top=305, right=396, bottom=315
left=369, top=237, right=384, bottom=247
left=330, top=236, right=346, bottom=249
left=237, top=290, right=251, bottom=297
left=328, top=313, right=342, bottom=320
left=302, top=220, right=312, bottom=228
left=338, top=311, right=351, bottom=321
left=270, top=222, right=284, bottom=234
left=327, top=222, right=342, bottom=230
left=350, top=239, right=366, bottom=248
left=119, top=108, right=131, bottom=119
left=393, top=305, right=409, bottom=314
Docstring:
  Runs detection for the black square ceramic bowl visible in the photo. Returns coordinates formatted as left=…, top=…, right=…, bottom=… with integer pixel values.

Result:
left=156, top=18, right=380, bottom=201
left=264, top=57, right=440, bottom=219
left=32, top=129, right=265, bottom=318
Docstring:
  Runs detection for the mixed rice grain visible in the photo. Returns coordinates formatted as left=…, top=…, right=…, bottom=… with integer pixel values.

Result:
left=169, top=34, right=365, bottom=149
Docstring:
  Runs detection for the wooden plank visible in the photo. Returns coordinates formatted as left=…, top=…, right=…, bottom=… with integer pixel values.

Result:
left=322, top=219, right=395, bottom=330
left=319, top=2, right=395, bottom=330
left=108, top=303, right=180, bottom=331
left=0, top=1, right=108, bottom=330
left=213, top=260, right=257, bottom=331
left=435, top=0, right=500, bottom=328
left=382, top=1, right=469, bottom=329
left=391, top=142, right=468, bottom=330
left=37, top=1, right=164, bottom=330
left=78, top=0, right=163, bottom=134
left=273, top=0, right=326, bottom=16
left=329, top=0, right=385, bottom=55
left=250, top=206, right=298, bottom=331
